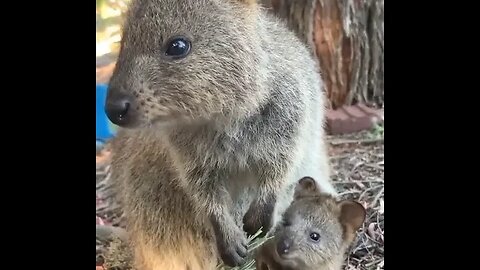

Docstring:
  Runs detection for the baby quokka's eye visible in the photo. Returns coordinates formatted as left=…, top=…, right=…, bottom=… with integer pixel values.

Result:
left=164, top=36, right=191, bottom=59
left=309, top=232, right=321, bottom=242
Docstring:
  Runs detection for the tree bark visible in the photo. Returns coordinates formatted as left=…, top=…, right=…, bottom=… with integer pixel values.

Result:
left=260, top=0, right=384, bottom=109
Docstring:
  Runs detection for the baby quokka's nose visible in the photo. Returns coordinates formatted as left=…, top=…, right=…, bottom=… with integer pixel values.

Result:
left=276, top=238, right=292, bottom=256
left=105, top=87, right=135, bottom=127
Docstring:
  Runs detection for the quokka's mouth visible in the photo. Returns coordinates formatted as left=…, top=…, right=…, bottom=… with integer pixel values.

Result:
left=150, top=115, right=170, bottom=124
left=145, top=117, right=173, bottom=129
left=270, top=247, right=298, bottom=268
left=148, top=112, right=214, bottom=128
left=146, top=114, right=188, bottom=129
left=271, top=257, right=298, bottom=269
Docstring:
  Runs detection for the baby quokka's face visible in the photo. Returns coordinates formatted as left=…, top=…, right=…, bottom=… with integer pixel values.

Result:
left=104, top=0, right=267, bottom=129
left=271, top=199, right=345, bottom=269
left=259, top=177, right=366, bottom=270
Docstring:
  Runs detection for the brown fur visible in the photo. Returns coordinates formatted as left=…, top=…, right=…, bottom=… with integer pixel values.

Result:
left=105, top=0, right=336, bottom=268
left=109, top=134, right=219, bottom=270
left=255, top=177, right=366, bottom=270
left=132, top=233, right=217, bottom=270
left=240, top=0, right=258, bottom=5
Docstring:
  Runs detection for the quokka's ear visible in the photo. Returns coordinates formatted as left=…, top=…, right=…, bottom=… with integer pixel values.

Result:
left=293, top=177, right=322, bottom=200
left=338, top=200, right=366, bottom=233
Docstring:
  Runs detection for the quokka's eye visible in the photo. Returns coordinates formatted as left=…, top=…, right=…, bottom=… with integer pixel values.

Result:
left=309, top=232, right=321, bottom=242
left=164, top=36, right=191, bottom=59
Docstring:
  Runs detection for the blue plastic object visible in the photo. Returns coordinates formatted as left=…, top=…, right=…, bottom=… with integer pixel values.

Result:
left=96, top=84, right=117, bottom=141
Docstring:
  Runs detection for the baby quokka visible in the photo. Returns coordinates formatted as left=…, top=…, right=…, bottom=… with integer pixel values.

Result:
left=256, top=177, right=366, bottom=270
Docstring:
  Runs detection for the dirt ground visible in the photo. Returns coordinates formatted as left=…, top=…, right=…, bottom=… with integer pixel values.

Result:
left=96, top=127, right=384, bottom=270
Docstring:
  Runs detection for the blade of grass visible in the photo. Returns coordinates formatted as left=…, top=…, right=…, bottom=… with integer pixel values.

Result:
left=217, top=227, right=274, bottom=270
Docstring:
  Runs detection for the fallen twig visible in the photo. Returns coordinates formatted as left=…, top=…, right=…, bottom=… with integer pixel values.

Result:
left=328, top=137, right=384, bottom=146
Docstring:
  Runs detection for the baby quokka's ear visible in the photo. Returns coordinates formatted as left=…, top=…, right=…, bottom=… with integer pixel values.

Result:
left=294, top=176, right=321, bottom=199
left=338, top=200, right=366, bottom=240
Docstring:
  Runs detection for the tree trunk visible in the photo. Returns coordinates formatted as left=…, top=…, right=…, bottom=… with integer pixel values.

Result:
left=260, top=0, right=384, bottom=109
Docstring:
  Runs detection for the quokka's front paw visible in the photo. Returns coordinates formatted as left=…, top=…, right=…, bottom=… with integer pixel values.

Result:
left=211, top=218, right=248, bottom=267
left=243, top=199, right=275, bottom=237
